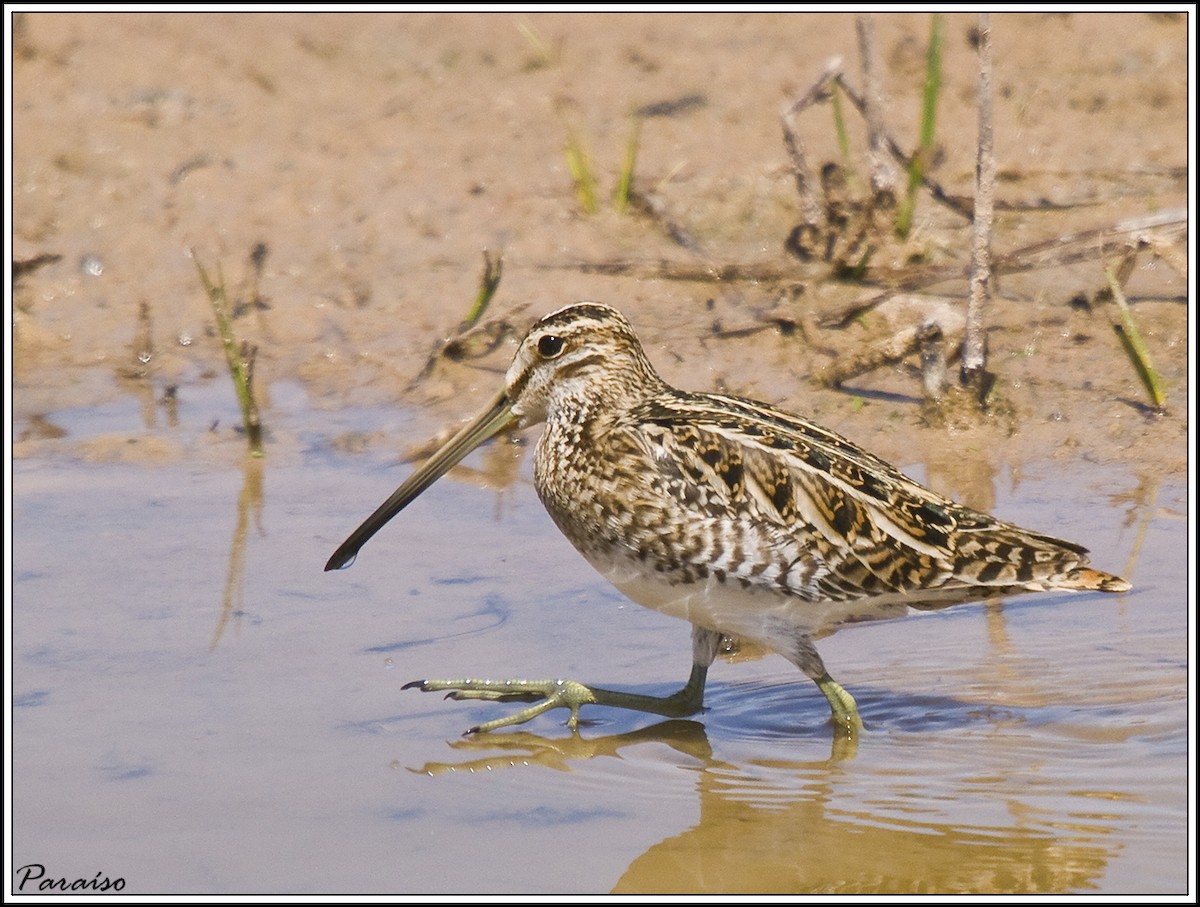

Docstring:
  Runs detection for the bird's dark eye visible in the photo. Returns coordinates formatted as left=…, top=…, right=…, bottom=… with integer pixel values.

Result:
left=538, top=334, right=565, bottom=359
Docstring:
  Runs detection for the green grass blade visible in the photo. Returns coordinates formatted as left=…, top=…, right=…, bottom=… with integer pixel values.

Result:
left=193, top=250, right=264, bottom=455
left=1104, top=264, right=1166, bottom=410
left=464, top=251, right=503, bottom=327
left=896, top=13, right=943, bottom=237
left=614, top=114, right=641, bottom=216
left=560, top=116, right=598, bottom=216
left=831, top=79, right=854, bottom=175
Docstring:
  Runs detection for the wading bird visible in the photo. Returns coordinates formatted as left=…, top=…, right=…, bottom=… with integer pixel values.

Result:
left=326, top=303, right=1129, bottom=737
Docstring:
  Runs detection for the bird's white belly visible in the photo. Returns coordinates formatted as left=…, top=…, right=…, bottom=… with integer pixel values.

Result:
left=587, top=550, right=913, bottom=651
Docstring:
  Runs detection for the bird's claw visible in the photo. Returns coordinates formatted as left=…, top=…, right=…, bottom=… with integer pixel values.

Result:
left=404, top=678, right=598, bottom=734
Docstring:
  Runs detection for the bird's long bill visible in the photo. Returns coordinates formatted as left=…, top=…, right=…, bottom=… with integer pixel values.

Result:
left=324, top=388, right=517, bottom=572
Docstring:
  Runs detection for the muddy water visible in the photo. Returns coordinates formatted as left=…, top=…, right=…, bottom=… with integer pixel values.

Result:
left=11, top=389, right=1187, bottom=895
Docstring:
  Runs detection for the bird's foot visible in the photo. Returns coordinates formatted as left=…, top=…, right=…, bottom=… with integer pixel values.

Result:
left=403, top=678, right=598, bottom=734
left=816, top=672, right=864, bottom=738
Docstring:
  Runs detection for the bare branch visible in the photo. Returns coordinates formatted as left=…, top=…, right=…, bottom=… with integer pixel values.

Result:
left=834, top=76, right=973, bottom=221
left=781, top=57, right=843, bottom=252
left=855, top=15, right=898, bottom=200
left=818, top=208, right=1186, bottom=327
left=961, top=12, right=994, bottom=387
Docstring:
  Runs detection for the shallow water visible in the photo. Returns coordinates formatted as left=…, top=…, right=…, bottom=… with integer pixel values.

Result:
left=10, top=388, right=1188, bottom=895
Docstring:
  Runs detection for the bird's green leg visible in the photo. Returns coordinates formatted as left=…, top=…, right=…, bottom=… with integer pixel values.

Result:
left=406, top=626, right=720, bottom=735
left=406, top=664, right=710, bottom=734
left=785, top=633, right=863, bottom=737
left=814, top=671, right=862, bottom=737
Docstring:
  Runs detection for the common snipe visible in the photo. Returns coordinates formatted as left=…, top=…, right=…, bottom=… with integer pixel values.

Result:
left=326, top=303, right=1130, bottom=737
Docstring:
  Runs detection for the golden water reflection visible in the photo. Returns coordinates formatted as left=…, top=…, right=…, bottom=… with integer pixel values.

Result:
left=614, top=765, right=1112, bottom=894
left=211, top=454, right=264, bottom=649
left=409, top=721, right=1116, bottom=894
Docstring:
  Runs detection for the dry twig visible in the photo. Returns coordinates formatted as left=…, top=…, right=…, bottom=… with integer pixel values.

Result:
left=815, top=318, right=949, bottom=389
left=855, top=15, right=899, bottom=200
left=780, top=57, right=843, bottom=257
left=819, top=208, right=1187, bottom=327
left=961, top=12, right=994, bottom=391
